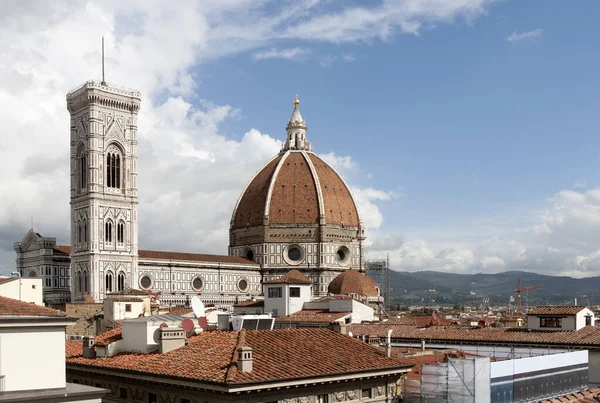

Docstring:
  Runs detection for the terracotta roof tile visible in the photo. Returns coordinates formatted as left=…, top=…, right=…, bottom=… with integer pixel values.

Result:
left=54, top=245, right=258, bottom=266
left=263, top=270, right=312, bottom=285
left=328, top=269, right=379, bottom=297
left=276, top=309, right=350, bottom=323
left=164, top=307, right=194, bottom=316
left=347, top=323, right=600, bottom=347
left=538, top=388, right=600, bottom=403
left=53, top=245, right=71, bottom=255
left=67, top=328, right=412, bottom=385
left=107, top=289, right=150, bottom=296
left=106, top=297, right=144, bottom=302
left=233, top=300, right=265, bottom=308
left=94, top=327, right=123, bottom=346
left=528, top=306, right=587, bottom=315
left=0, top=277, right=18, bottom=285
left=0, top=295, right=67, bottom=317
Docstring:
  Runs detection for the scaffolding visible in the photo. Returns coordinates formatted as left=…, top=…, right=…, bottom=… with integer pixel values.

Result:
left=365, top=254, right=390, bottom=310
left=402, top=356, right=491, bottom=403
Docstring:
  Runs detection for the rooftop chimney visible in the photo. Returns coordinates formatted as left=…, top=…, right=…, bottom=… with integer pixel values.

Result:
left=82, top=336, right=96, bottom=358
left=159, top=327, right=186, bottom=354
left=237, top=346, right=253, bottom=373
left=333, top=322, right=347, bottom=335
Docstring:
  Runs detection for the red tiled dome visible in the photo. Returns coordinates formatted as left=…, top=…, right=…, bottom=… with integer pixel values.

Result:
left=328, top=269, right=379, bottom=297
left=231, top=151, right=360, bottom=229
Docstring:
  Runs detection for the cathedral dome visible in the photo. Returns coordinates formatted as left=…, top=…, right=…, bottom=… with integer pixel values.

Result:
left=327, top=269, right=378, bottom=297
left=231, top=97, right=360, bottom=231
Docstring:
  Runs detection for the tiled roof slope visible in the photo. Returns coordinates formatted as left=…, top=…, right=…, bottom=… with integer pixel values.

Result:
left=276, top=309, right=350, bottom=323
left=347, top=323, right=600, bottom=347
left=54, top=245, right=257, bottom=266
left=528, top=306, right=587, bottom=315
left=67, top=328, right=412, bottom=385
left=0, top=277, right=17, bottom=286
left=263, top=270, right=312, bottom=285
left=537, top=388, right=600, bottom=403
left=0, top=295, right=66, bottom=317
left=328, top=269, right=379, bottom=297
left=233, top=300, right=265, bottom=308
left=94, top=327, right=123, bottom=346
left=107, top=289, right=150, bottom=296
left=232, top=152, right=361, bottom=229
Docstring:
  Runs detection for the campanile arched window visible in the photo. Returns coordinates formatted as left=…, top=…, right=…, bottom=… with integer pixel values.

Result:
left=106, top=144, right=123, bottom=189
left=105, top=272, right=113, bottom=293
left=77, top=145, right=87, bottom=190
left=117, top=221, right=125, bottom=244
left=105, top=220, right=113, bottom=243
left=117, top=272, right=125, bottom=291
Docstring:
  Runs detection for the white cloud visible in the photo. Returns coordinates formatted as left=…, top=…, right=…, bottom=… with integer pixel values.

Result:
left=0, top=0, right=498, bottom=272
left=368, top=187, right=600, bottom=278
left=507, top=29, right=543, bottom=43
left=253, top=47, right=311, bottom=61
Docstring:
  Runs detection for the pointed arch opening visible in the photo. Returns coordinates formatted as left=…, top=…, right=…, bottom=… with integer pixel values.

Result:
left=117, top=220, right=125, bottom=244
left=105, top=220, right=113, bottom=243
left=106, top=143, right=124, bottom=189
left=105, top=271, right=113, bottom=293
left=117, top=272, right=126, bottom=291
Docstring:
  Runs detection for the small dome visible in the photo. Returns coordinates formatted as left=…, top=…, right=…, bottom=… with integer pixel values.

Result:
left=328, top=269, right=378, bottom=297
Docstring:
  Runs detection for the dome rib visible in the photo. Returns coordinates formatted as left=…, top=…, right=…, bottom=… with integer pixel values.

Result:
left=301, top=151, right=326, bottom=220
left=231, top=153, right=283, bottom=228
left=264, top=150, right=290, bottom=219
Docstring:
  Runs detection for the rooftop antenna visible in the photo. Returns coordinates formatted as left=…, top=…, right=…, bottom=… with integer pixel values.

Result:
left=101, top=36, right=106, bottom=86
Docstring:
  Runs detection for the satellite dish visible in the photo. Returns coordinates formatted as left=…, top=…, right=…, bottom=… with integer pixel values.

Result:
left=159, top=322, right=168, bottom=328
left=198, top=317, right=208, bottom=329
left=191, top=295, right=205, bottom=318
left=182, top=318, right=194, bottom=333
left=348, top=331, right=353, bottom=338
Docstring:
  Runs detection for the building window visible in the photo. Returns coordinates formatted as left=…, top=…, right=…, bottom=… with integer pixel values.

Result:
left=148, top=392, right=158, bottom=403
left=140, top=275, right=152, bottom=290
left=117, top=221, right=125, bottom=244
left=84, top=221, right=88, bottom=242
left=105, top=272, right=113, bottom=293
left=268, top=287, right=282, bottom=298
left=288, top=247, right=301, bottom=261
left=79, top=150, right=87, bottom=190
left=125, top=304, right=131, bottom=312
left=119, top=388, right=128, bottom=398
left=317, top=395, right=328, bottom=403
left=540, top=317, right=562, bottom=328
left=192, top=276, right=204, bottom=291
left=106, top=151, right=121, bottom=189
left=290, top=287, right=301, bottom=298
left=84, top=271, right=89, bottom=293
left=238, top=278, right=249, bottom=292
left=362, top=388, right=372, bottom=399
left=118, top=272, right=125, bottom=291
left=105, top=221, right=113, bottom=243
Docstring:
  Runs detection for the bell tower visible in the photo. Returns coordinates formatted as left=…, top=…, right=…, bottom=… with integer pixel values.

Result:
left=67, top=81, right=141, bottom=302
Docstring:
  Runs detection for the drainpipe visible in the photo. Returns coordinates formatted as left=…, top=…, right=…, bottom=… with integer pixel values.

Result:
left=386, top=329, right=392, bottom=357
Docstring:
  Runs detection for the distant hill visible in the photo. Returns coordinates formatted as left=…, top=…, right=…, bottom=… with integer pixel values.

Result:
left=378, top=270, right=600, bottom=307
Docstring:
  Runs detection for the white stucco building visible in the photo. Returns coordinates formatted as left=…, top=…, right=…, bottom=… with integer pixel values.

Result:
left=0, top=295, right=106, bottom=401
left=0, top=277, right=43, bottom=306
left=527, top=306, right=594, bottom=331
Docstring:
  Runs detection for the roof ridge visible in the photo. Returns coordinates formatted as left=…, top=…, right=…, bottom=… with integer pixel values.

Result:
left=225, top=329, right=246, bottom=382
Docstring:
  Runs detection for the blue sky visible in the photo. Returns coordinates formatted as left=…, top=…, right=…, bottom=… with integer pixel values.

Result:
left=2, top=0, right=600, bottom=276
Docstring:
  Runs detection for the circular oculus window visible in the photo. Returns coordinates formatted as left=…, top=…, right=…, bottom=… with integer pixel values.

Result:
left=139, top=275, right=153, bottom=290
left=238, top=278, right=249, bottom=292
left=283, top=244, right=305, bottom=265
left=191, top=276, right=204, bottom=291
left=336, top=246, right=351, bottom=266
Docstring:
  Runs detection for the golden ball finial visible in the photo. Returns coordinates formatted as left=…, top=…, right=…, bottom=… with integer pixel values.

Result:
left=294, top=94, right=300, bottom=106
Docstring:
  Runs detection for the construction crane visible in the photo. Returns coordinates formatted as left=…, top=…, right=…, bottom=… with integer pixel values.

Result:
left=514, top=278, right=544, bottom=314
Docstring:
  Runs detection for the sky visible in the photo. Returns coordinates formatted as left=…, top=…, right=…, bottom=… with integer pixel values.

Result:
left=2, top=0, right=600, bottom=278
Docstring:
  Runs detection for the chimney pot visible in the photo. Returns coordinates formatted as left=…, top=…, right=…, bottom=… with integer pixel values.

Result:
left=82, top=336, right=96, bottom=358
left=237, top=346, right=253, bottom=373
left=159, top=326, right=186, bottom=354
